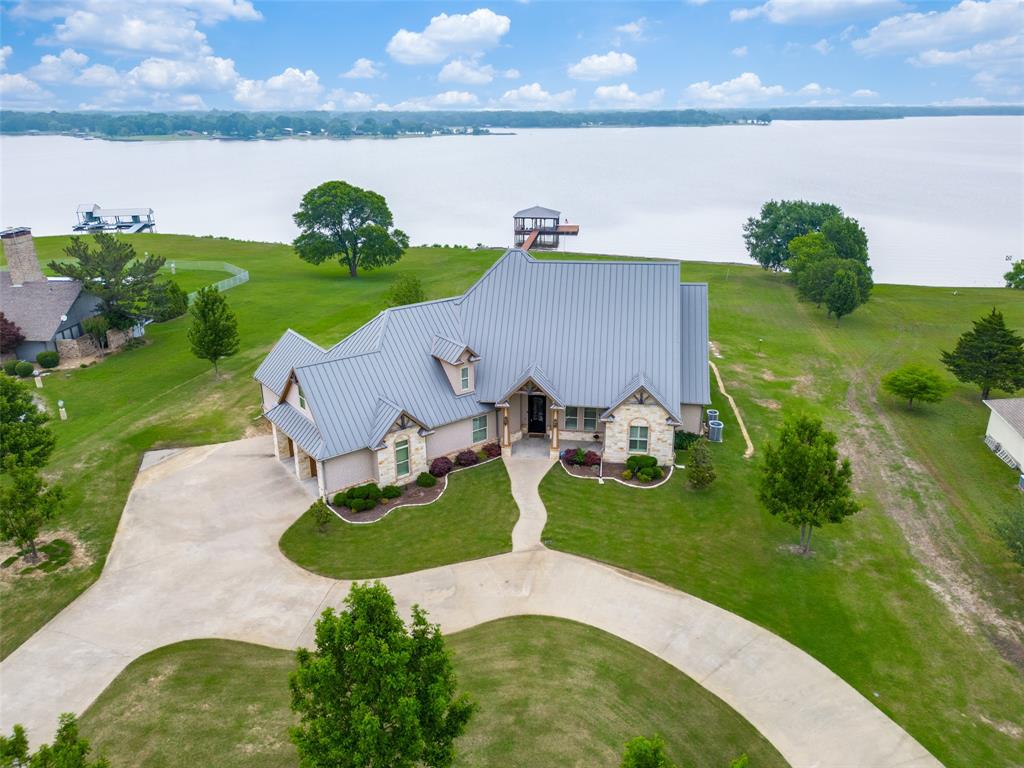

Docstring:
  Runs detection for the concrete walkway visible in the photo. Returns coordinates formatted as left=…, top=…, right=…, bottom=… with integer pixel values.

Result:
left=0, top=437, right=940, bottom=768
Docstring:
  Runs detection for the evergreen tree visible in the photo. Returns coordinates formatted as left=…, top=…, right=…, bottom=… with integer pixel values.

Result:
left=148, top=278, right=190, bottom=322
left=0, top=376, right=56, bottom=468
left=941, top=308, right=1024, bottom=399
left=187, top=286, right=240, bottom=375
left=686, top=437, right=716, bottom=489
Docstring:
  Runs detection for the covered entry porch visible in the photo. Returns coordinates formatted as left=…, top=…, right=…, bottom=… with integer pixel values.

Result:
left=496, top=367, right=575, bottom=460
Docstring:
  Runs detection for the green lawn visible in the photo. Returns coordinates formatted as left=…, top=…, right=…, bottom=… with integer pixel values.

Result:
left=279, top=460, right=518, bottom=579
left=78, top=618, right=787, bottom=768
left=541, top=267, right=1024, bottom=768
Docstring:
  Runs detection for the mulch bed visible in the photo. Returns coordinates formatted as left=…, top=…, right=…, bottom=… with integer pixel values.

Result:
left=561, top=460, right=601, bottom=479
left=598, top=462, right=671, bottom=488
left=330, top=479, right=446, bottom=523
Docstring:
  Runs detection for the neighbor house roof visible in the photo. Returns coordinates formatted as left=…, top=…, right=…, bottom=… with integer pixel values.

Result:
left=258, top=249, right=710, bottom=460
left=985, top=398, right=1024, bottom=435
left=514, top=205, right=560, bottom=219
left=0, top=273, right=84, bottom=342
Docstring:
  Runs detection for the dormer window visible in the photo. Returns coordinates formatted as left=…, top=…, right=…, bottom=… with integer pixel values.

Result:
left=298, top=385, right=307, bottom=410
left=461, top=366, right=470, bottom=391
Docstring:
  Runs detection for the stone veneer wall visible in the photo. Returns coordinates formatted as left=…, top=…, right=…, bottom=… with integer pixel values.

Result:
left=375, top=425, right=428, bottom=487
left=56, top=335, right=100, bottom=360
left=602, top=401, right=675, bottom=466
left=106, top=328, right=130, bottom=351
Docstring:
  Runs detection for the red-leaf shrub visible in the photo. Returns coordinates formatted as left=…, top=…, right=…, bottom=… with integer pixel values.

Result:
left=455, top=449, right=478, bottom=467
left=482, top=442, right=501, bottom=458
left=429, top=456, right=454, bottom=477
left=583, top=451, right=601, bottom=467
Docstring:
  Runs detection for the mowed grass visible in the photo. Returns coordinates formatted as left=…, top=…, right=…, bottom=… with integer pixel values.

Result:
left=542, top=265, right=1024, bottom=768
left=0, top=235, right=505, bottom=658
left=78, top=618, right=787, bottom=768
left=279, top=460, right=519, bottom=579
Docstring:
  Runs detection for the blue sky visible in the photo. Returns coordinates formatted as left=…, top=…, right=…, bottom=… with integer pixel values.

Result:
left=0, top=0, right=1020, bottom=111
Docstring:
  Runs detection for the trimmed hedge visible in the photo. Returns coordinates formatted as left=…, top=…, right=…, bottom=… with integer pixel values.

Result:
left=348, top=483, right=383, bottom=502
left=332, top=492, right=348, bottom=508
left=455, top=449, right=478, bottom=467
left=348, top=498, right=377, bottom=513
left=382, top=485, right=402, bottom=500
left=416, top=472, right=437, bottom=488
left=35, top=351, right=59, bottom=368
left=14, top=361, right=34, bottom=378
left=626, top=455, right=658, bottom=473
left=430, top=456, right=454, bottom=477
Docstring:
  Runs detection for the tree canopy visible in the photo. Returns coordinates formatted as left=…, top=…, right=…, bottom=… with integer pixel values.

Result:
left=1005, top=260, right=1024, bottom=289
left=880, top=364, right=950, bottom=409
left=742, top=200, right=841, bottom=271
left=0, top=312, right=25, bottom=355
left=49, top=234, right=165, bottom=330
left=941, top=308, right=1024, bottom=400
left=786, top=221, right=873, bottom=320
left=824, top=269, right=861, bottom=322
left=293, top=181, right=409, bottom=278
left=386, top=274, right=427, bottom=307
left=289, top=581, right=474, bottom=768
left=757, top=413, right=860, bottom=554
left=0, top=713, right=109, bottom=767
left=0, top=376, right=56, bottom=469
left=0, top=462, right=65, bottom=562
left=187, top=287, right=240, bottom=374
left=621, top=735, right=676, bottom=768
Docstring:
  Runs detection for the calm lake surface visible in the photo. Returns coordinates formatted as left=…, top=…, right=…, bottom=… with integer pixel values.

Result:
left=2, top=116, right=1021, bottom=286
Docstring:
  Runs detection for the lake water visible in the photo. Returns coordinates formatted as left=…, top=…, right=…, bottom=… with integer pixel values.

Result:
left=2, top=117, right=1022, bottom=286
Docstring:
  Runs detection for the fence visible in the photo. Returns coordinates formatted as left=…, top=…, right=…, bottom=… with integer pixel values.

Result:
left=172, top=261, right=250, bottom=304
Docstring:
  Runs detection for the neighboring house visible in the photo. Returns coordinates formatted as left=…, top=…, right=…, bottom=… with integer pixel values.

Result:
left=255, top=248, right=710, bottom=498
left=983, top=398, right=1024, bottom=471
left=0, top=227, right=102, bottom=361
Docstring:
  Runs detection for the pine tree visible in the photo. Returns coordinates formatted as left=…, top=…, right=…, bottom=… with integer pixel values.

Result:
left=686, top=437, right=716, bottom=489
left=941, top=308, right=1024, bottom=399
left=187, top=287, right=240, bottom=375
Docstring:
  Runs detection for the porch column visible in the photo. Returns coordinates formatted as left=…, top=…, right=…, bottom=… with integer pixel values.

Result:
left=272, top=423, right=290, bottom=460
left=294, top=445, right=313, bottom=481
left=550, top=407, right=560, bottom=457
left=501, top=405, right=511, bottom=447
left=316, top=460, right=327, bottom=500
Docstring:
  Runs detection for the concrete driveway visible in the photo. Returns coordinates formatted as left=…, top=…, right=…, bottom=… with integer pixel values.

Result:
left=0, top=437, right=940, bottom=768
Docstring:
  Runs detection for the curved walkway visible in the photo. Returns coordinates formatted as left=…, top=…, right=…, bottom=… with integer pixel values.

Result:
left=0, top=437, right=940, bottom=767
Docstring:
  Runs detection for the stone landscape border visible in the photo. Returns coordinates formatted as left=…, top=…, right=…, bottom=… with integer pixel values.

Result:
left=555, top=456, right=675, bottom=490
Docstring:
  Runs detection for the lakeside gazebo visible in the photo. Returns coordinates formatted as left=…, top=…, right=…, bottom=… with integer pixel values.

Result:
left=513, top=205, right=580, bottom=250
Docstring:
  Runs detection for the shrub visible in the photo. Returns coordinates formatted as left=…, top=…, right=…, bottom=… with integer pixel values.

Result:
left=561, top=448, right=577, bottom=465
left=482, top=442, right=501, bottom=458
left=674, top=431, right=700, bottom=451
left=348, top=483, right=382, bottom=502
left=476, top=450, right=487, bottom=461
left=626, top=455, right=657, bottom=473
left=455, top=449, right=478, bottom=467
left=35, top=351, right=59, bottom=369
left=348, top=498, right=377, bottom=513
left=382, top=485, right=402, bottom=500
left=637, top=469, right=654, bottom=483
left=2, top=360, right=17, bottom=376
left=651, top=466, right=665, bottom=481
left=621, top=469, right=633, bottom=481
left=14, top=361, right=34, bottom=378
left=582, top=450, right=601, bottom=467
left=311, top=499, right=333, bottom=531
left=332, top=492, right=349, bottom=508
left=687, top=437, right=716, bottom=490
left=416, top=472, right=437, bottom=488
left=430, top=456, right=454, bottom=477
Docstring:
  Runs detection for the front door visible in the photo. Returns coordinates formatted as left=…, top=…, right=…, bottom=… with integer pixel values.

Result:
left=528, top=394, right=547, bottom=434
left=308, top=456, right=317, bottom=477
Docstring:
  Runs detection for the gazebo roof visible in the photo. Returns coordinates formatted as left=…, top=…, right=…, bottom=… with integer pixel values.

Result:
left=514, top=205, right=560, bottom=219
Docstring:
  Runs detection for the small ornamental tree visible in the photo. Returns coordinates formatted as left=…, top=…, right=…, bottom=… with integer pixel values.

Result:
left=941, top=308, right=1024, bottom=399
left=686, top=437, right=716, bottom=489
left=758, top=414, right=860, bottom=554
left=1005, top=260, right=1024, bottom=289
left=0, top=461, right=66, bottom=562
left=0, top=376, right=56, bottom=468
left=386, top=274, right=427, bottom=307
left=621, top=735, right=677, bottom=768
left=880, top=364, right=950, bottom=409
left=290, top=581, right=475, bottom=768
left=311, top=499, right=333, bottom=532
left=293, top=181, right=409, bottom=278
left=743, top=200, right=841, bottom=271
left=0, top=713, right=109, bottom=767
left=187, top=286, right=240, bottom=375
left=0, top=312, right=25, bottom=356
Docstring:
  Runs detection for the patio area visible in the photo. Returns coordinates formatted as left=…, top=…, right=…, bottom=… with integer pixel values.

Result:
left=511, top=436, right=603, bottom=459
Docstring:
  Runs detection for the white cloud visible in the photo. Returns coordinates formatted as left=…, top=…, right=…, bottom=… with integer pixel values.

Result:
left=852, top=87, right=879, bottom=97
left=933, top=95, right=995, bottom=106
left=567, top=51, right=637, bottom=80
left=342, top=58, right=381, bottom=79
left=234, top=67, right=323, bottom=109
left=732, top=45, right=749, bottom=57
left=798, top=82, right=839, bottom=95
left=496, top=82, right=575, bottom=108
left=614, top=17, right=650, bottom=42
left=75, top=63, right=119, bottom=87
left=812, top=38, right=833, bottom=54
left=908, top=34, right=1022, bottom=66
left=853, top=0, right=1023, bottom=56
left=386, top=8, right=511, bottom=65
left=731, top=0, right=905, bottom=24
left=685, top=71, right=784, bottom=105
left=439, top=58, right=496, bottom=84
left=0, top=46, right=12, bottom=72
left=27, top=48, right=89, bottom=82
left=389, top=90, right=480, bottom=111
left=128, top=55, right=238, bottom=90
left=504, top=68, right=520, bottom=79
left=320, top=89, right=375, bottom=111
left=0, top=72, right=52, bottom=100
left=972, top=68, right=1021, bottom=95
left=591, top=82, right=664, bottom=108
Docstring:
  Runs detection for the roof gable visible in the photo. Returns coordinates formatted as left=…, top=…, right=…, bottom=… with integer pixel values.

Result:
left=0, top=273, right=85, bottom=341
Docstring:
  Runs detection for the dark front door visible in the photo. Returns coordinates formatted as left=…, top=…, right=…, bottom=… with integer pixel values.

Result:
left=528, top=394, right=547, bottom=434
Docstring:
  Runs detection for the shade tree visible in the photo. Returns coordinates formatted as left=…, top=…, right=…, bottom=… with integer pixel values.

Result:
left=880, top=364, right=950, bottom=409
left=0, top=376, right=56, bottom=468
left=743, top=200, right=841, bottom=271
left=941, top=308, right=1024, bottom=399
left=0, top=461, right=66, bottom=563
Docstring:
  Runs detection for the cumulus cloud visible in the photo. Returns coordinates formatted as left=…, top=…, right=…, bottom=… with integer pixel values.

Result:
left=496, top=82, right=575, bottom=108
left=320, top=88, right=375, bottom=111
left=27, top=48, right=89, bottom=82
left=798, top=82, right=839, bottom=95
left=567, top=51, right=637, bottom=80
left=731, top=0, right=905, bottom=24
left=234, top=67, right=323, bottom=109
left=732, top=45, right=749, bottom=57
left=75, top=63, right=120, bottom=87
left=0, top=46, right=13, bottom=72
left=685, top=71, right=784, bottom=105
left=852, top=87, right=880, bottom=97
left=591, top=82, right=664, bottom=108
left=389, top=90, right=480, bottom=110
left=386, top=8, right=511, bottom=65
left=342, top=58, right=381, bottom=79
left=614, top=17, right=650, bottom=43
left=438, top=57, right=516, bottom=84
left=0, top=72, right=52, bottom=100
left=852, top=0, right=1023, bottom=56
left=908, top=34, right=1022, bottom=67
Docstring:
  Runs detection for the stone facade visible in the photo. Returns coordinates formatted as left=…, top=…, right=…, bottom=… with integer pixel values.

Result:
left=294, top=444, right=314, bottom=480
left=375, top=425, right=427, bottom=487
left=272, top=424, right=292, bottom=461
left=603, top=400, right=675, bottom=466
left=106, top=328, right=131, bottom=351
left=56, top=335, right=100, bottom=360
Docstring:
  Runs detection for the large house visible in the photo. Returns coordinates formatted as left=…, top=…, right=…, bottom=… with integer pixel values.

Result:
left=255, top=248, right=710, bottom=498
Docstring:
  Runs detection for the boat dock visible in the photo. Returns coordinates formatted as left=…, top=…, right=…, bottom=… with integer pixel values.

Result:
left=74, top=203, right=155, bottom=233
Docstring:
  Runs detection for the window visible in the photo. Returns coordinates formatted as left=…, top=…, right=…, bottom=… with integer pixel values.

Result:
left=297, top=385, right=307, bottom=410
left=460, top=366, right=470, bottom=391
left=565, top=407, right=578, bottom=430
left=472, top=415, right=487, bottom=443
left=629, top=425, right=649, bottom=453
left=395, top=438, right=410, bottom=477
left=583, top=408, right=598, bottom=432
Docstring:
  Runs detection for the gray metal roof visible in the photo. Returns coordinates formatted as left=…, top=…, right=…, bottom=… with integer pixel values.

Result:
left=265, top=402, right=325, bottom=459
left=258, top=249, right=710, bottom=459
left=0, top=272, right=84, bottom=341
left=431, top=334, right=468, bottom=365
left=514, top=205, right=560, bottom=219
left=680, top=283, right=711, bottom=405
left=985, top=398, right=1024, bottom=435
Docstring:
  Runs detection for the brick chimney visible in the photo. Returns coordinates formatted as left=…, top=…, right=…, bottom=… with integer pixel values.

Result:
left=1, top=227, right=45, bottom=286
